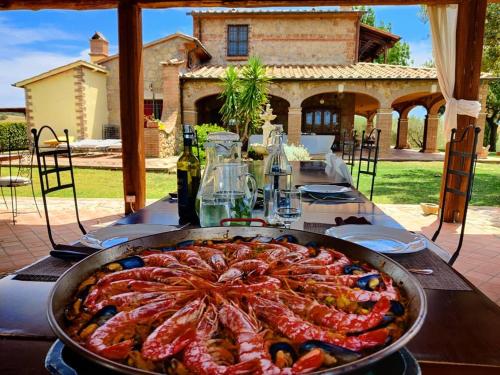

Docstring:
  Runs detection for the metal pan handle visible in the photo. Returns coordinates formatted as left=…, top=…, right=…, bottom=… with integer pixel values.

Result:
left=220, top=218, right=267, bottom=227
left=50, top=244, right=98, bottom=261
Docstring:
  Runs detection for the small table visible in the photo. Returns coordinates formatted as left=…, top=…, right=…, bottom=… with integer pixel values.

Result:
left=1, top=162, right=499, bottom=374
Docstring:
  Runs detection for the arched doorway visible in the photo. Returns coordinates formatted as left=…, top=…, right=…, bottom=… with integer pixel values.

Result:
left=196, top=94, right=224, bottom=125
left=301, top=93, right=346, bottom=149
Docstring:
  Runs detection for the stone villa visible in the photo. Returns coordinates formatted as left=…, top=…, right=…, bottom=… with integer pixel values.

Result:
left=14, top=8, right=490, bottom=156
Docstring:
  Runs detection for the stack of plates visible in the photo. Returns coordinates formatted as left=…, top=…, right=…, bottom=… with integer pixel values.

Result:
left=325, top=225, right=428, bottom=254
left=299, top=185, right=352, bottom=195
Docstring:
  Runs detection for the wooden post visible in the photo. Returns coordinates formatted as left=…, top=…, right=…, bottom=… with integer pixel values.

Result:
left=441, top=0, right=487, bottom=222
left=118, top=0, right=145, bottom=214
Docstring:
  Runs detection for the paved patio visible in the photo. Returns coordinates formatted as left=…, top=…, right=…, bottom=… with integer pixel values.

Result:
left=0, top=198, right=499, bottom=305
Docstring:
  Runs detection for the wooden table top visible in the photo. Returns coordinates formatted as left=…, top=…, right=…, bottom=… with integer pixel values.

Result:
left=1, top=161, right=499, bottom=374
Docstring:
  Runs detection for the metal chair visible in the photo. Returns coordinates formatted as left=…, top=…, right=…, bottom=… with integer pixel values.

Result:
left=32, top=126, right=88, bottom=256
left=0, top=130, right=41, bottom=224
left=432, top=125, right=481, bottom=266
left=356, top=128, right=381, bottom=201
left=341, top=129, right=357, bottom=175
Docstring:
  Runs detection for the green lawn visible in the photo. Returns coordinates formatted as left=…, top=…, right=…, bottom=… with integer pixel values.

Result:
left=3, top=162, right=499, bottom=206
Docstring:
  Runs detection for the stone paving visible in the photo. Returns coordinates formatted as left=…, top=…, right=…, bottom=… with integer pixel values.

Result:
left=0, top=198, right=499, bottom=305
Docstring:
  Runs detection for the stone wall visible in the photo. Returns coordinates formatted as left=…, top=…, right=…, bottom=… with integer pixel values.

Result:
left=100, top=36, right=191, bottom=127
left=193, top=13, right=360, bottom=65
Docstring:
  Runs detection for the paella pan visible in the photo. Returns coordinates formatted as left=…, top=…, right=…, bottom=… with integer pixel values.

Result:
left=48, top=227, right=427, bottom=374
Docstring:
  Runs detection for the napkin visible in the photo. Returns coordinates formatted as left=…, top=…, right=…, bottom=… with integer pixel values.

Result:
left=325, top=151, right=353, bottom=185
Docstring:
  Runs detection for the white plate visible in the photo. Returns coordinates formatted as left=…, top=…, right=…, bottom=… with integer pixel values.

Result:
left=325, top=225, right=427, bottom=254
left=299, top=185, right=352, bottom=194
left=80, top=224, right=177, bottom=249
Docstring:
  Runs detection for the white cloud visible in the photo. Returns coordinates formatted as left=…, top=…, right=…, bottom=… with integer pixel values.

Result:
left=0, top=16, right=79, bottom=47
left=408, top=39, right=433, bottom=67
left=0, top=17, right=85, bottom=107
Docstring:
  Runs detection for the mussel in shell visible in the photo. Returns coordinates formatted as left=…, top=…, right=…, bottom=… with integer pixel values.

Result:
left=269, top=342, right=297, bottom=368
left=275, top=234, right=299, bottom=243
left=299, top=340, right=362, bottom=363
left=105, top=255, right=145, bottom=271
left=343, top=264, right=364, bottom=275
left=356, top=274, right=382, bottom=291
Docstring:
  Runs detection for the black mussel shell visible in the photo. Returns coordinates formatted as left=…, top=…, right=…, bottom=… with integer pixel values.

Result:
left=176, top=240, right=195, bottom=248
left=93, top=305, right=118, bottom=326
left=250, top=236, right=273, bottom=243
left=343, top=264, right=364, bottom=275
left=390, top=300, right=405, bottom=316
left=305, top=241, right=318, bottom=248
left=299, top=340, right=361, bottom=363
left=158, top=246, right=176, bottom=251
left=275, top=234, right=299, bottom=243
left=75, top=284, right=93, bottom=300
left=269, top=342, right=297, bottom=362
left=117, top=255, right=144, bottom=269
left=356, top=274, right=382, bottom=290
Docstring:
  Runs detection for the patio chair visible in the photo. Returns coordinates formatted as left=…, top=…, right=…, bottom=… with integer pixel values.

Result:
left=432, top=125, right=481, bottom=266
left=32, top=126, right=90, bottom=258
left=341, top=129, right=357, bottom=175
left=0, top=130, right=41, bottom=224
left=356, top=128, right=381, bottom=201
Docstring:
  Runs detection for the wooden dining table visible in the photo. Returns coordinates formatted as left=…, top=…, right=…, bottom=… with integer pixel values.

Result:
left=0, top=161, right=499, bottom=375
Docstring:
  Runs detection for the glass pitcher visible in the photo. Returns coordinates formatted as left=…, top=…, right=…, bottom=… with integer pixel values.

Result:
left=195, top=132, right=242, bottom=215
left=199, top=163, right=257, bottom=227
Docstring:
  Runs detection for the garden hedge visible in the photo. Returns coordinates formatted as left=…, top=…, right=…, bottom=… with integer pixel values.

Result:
left=0, top=122, right=29, bottom=150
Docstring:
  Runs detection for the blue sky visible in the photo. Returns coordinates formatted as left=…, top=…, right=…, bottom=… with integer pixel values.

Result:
left=0, top=6, right=432, bottom=109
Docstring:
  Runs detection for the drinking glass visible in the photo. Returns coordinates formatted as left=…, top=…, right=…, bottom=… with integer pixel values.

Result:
left=274, top=189, right=302, bottom=229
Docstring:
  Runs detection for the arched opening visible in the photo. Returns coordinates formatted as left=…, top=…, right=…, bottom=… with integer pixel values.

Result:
left=196, top=94, right=223, bottom=126
left=195, top=94, right=290, bottom=131
left=392, top=111, right=400, bottom=148
left=268, top=95, right=290, bottom=133
left=406, top=106, right=429, bottom=151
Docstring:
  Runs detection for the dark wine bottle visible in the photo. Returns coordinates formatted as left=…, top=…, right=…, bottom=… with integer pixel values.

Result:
left=177, top=125, right=201, bottom=225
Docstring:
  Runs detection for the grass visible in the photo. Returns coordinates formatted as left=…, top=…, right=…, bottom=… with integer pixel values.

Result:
left=2, top=162, right=499, bottom=206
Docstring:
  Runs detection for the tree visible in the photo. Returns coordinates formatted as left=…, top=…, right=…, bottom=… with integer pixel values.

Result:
left=354, top=6, right=413, bottom=66
left=482, top=4, right=500, bottom=151
left=219, top=66, right=241, bottom=134
left=218, top=57, right=270, bottom=144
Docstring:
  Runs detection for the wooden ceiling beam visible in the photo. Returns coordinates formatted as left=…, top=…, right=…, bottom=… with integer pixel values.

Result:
left=1, top=0, right=480, bottom=11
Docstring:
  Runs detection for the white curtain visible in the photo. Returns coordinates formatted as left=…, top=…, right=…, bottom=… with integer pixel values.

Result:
left=428, top=5, right=481, bottom=137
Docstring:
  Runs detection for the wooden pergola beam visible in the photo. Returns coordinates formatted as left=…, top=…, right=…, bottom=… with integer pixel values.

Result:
left=442, top=0, right=488, bottom=222
left=118, top=0, right=145, bottom=214
left=6, top=0, right=500, bottom=11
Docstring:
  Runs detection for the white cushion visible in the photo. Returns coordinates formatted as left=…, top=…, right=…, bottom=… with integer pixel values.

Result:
left=0, top=176, right=31, bottom=186
left=301, top=135, right=335, bottom=154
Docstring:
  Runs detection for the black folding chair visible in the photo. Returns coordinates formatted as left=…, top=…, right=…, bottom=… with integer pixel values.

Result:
left=32, top=126, right=94, bottom=260
left=432, top=125, right=481, bottom=266
left=341, top=129, right=357, bottom=175
left=0, top=130, right=41, bottom=224
left=356, top=128, right=381, bottom=201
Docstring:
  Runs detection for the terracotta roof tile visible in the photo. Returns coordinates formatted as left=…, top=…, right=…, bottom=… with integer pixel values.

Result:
left=182, top=63, right=493, bottom=81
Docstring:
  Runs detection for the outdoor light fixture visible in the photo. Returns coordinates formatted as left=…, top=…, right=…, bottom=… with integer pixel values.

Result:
left=319, top=98, right=325, bottom=104
left=338, top=83, right=344, bottom=93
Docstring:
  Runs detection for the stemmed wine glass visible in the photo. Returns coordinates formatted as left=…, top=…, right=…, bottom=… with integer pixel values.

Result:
left=274, top=189, right=302, bottom=229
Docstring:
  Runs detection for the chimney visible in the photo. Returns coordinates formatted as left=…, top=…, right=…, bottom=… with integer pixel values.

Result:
left=338, top=6, right=353, bottom=11
left=89, top=32, right=109, bottom=63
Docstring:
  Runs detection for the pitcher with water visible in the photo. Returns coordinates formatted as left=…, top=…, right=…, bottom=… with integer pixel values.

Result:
left=199, top=163, right=257, bottom=227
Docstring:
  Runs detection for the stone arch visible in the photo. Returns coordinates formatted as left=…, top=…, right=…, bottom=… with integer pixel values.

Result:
left=298, top=85, right=383, bottom=109
left=429, top=98, right=446, bottom=115
left=195, top=94, right=223, bottom=125
left=268, top=94, right=290, bottom=132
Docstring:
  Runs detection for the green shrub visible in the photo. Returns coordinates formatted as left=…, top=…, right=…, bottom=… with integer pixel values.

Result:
left=0, top=122, right=28, bottom=151
left=194, top=123, right=226, bottom=164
